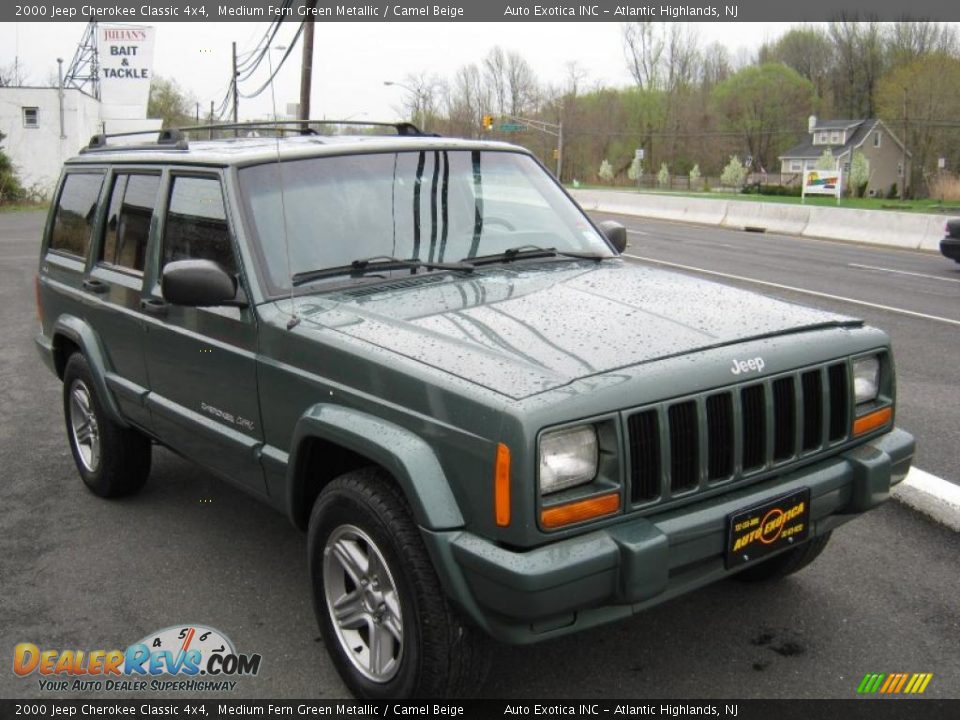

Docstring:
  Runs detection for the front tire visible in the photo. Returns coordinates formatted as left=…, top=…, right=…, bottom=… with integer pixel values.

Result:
left=733, top=532, right=832, bottom=582
left=308, top=467, right=489, bottom=698
left=62, top=353, right=151, bottom=498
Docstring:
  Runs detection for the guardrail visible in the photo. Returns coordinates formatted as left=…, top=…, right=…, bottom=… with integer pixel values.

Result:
left=571, top=190, right=946, bottom=252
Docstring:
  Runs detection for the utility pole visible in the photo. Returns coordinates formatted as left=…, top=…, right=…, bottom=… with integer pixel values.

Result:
left=231, top=41, right=239, bottom=126
left=209, top=100, right=214, bottom=139
left=900, top=86, right=908, bottom=201
left=299, top=0, right=318, bottom=128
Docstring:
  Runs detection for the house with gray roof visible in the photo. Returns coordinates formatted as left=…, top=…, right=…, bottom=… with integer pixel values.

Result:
left=779, top=116, right=911, bottom=197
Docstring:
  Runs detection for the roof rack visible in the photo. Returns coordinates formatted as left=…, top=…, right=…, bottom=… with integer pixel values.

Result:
left=80, top=120, right=434, bottom=153
left=178, top=120, right=433, bottom=137
left=81, top=128, right=188, bottom=153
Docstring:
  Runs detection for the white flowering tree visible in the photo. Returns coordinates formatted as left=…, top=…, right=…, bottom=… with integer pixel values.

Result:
left=720, top=155, right=747, bottom=189
left=816, top=148, right=836, bottom=171
left=598, top=159, right=614, bottom=183
left=849, top=151, right=871, bottom=197
left=657, top=162, right=670, bottom=188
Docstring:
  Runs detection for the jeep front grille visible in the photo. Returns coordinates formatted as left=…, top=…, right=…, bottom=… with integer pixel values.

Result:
left=627, top=361, right=851, bottom=507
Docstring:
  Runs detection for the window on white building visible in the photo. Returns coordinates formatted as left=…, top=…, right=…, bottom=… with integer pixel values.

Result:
left=873, top=131, right=882, bottom=148
left=814, top=131, right=828, bottom=144
left=22, top=107, right=39, bottom=128
left=829, top=131, right=841, bottom=144
left=790, top=160, right=803, bottom=172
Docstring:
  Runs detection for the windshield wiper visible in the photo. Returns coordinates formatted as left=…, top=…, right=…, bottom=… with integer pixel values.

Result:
left=291, top=255, right=474, bottom=287
left=461, top=245, right=610, bottom=267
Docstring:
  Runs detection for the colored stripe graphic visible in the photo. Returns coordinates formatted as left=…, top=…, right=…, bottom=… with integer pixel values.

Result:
left=858, top=673, right=932, bottom=694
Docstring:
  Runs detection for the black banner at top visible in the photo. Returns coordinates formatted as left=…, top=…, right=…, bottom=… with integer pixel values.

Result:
left=5, top=0, right=960, bottom=23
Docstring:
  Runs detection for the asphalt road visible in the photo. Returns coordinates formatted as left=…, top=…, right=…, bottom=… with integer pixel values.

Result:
left=1, top=210, right=958, bottom=702
left=591, top=212, right=960, bottom=487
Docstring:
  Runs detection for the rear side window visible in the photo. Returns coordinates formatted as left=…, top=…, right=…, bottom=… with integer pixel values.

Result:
left=50, top=173, right=104, bottom=258
left=102, top=173, right=160, bottom=272
left=162, top=176, right=236, bottom=274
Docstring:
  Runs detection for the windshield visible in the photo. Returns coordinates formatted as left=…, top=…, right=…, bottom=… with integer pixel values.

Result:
left=238, top=149, right=612, bottom=292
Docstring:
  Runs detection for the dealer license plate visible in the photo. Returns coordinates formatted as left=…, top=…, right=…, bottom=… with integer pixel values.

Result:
left=725, top=488, right=811, bottom=569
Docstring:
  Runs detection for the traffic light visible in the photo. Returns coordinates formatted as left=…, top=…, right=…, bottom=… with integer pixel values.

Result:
left=482, top=114, right=494, bottom=130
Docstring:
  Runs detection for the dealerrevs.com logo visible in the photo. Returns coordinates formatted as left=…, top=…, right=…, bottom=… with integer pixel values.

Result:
left=13, top=625, right=262, bottom=693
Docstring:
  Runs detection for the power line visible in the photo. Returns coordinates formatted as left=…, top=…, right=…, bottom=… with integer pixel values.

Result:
left=238, top=22, right=305, bottom=101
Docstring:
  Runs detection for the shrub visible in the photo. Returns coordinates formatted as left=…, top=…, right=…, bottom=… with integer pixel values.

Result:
left=927, top=173, right=960, bottom=202
left=0, top=131, right=25, bottom=204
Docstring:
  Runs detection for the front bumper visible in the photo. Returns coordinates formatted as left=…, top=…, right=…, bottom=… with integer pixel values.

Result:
left=422, top=427, right=914, bottom=644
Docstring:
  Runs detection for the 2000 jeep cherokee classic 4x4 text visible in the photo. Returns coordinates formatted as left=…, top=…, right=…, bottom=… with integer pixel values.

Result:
left=35, top=123, right=915, bottom=698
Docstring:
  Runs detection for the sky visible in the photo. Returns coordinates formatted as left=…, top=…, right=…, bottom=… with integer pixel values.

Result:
left=3, top=21, right=813, bottom=121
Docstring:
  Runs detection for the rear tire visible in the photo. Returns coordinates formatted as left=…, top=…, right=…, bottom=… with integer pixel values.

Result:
left=733, top=532, right=832, bottom=582
left=308, top=467, right=490, bottom=698
left=62, top=353, right=151, bottom=498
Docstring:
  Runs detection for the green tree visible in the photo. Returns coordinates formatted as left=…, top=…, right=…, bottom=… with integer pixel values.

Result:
left=148, top=76, right=196, bottom=129
left=627, top=156, right=642, bottom=181
left=689, top=163, right=701, bottom=184
left=0, top=130, right=25, bottom=204
left=759, top=26, right=834, bottom=103
left=711, top=64, right=815, bottom=173
left=877, top=53, right=960, bottom=195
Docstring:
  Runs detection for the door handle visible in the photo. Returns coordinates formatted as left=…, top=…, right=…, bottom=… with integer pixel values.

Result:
left=82, top=279, right=109, bottom=294
left=140, top=298, right=168, bottom=317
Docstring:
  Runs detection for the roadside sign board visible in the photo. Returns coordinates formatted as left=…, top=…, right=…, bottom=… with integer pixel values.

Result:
left=635, top=148, right=645, bottom=160
left=497, top=123, right=527, bottom=132
left=803, top=169, right=841, bottom=196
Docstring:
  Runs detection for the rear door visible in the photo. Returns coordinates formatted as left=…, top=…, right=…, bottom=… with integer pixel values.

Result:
left=41, top=169, right=107, bottom=335
left=141, top=170, right=266, bottom=495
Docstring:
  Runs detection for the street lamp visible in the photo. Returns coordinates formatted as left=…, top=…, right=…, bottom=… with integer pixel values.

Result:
left=267, top=45, right=287, bottom=122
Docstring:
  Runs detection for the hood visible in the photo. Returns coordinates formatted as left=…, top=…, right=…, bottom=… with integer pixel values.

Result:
left=292, top=260, right=860, bottom=400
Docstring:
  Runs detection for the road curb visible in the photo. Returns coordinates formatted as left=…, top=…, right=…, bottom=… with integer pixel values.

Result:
left=893, top=467, right=960, bottom=532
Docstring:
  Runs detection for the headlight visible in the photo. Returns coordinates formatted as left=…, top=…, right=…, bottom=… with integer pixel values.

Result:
left=539, top=425, right=598, bottom=494
left=853, top=355, right=880, bottom=404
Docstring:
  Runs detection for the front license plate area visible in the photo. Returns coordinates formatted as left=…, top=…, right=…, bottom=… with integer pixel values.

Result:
left=726, top=488, right=811, bottom=569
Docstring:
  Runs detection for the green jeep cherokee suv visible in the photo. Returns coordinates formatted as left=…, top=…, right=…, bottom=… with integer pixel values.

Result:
left=35, top=123, right=915, bottom=698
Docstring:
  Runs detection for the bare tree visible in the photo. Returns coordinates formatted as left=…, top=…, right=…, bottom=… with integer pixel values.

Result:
left=622, top=22, right=665, bottom=91
left=506, top=50, right=539, bottom=116
left=699, top=42, right=733, bottom=89
left=886, top=21, right=960, bottom=69
left=398, top=72, right=446, bottom=131
left=0, top=61, right=28, bottom=87
left=829, top=19, right=886, bottom=117
left=483, top=47, right=509, bottom=116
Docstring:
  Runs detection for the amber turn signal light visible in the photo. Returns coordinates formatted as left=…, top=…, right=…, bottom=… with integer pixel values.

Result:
left=541, top=491, right=620, bottom=530
left=494, top=443, right=511, bottom=527
left=853, top=406, right=893, bottom=437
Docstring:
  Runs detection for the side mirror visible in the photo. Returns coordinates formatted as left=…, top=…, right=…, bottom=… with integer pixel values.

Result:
left=597, top=220, right=628, bottom=254
left=162, top=259, right=245, bottom=307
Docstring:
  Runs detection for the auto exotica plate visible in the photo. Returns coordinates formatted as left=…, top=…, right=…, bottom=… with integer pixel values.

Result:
left=726, top=488, right=811, bottom=569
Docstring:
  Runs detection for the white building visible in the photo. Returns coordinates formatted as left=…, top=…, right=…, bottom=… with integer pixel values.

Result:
left=0, top=23, right=162, bottom=197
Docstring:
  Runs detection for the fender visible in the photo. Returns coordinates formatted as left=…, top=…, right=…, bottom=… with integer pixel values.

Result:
left=287, top=404, right=465, bottom=531
left=51, top=315, right=129, bottom=428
